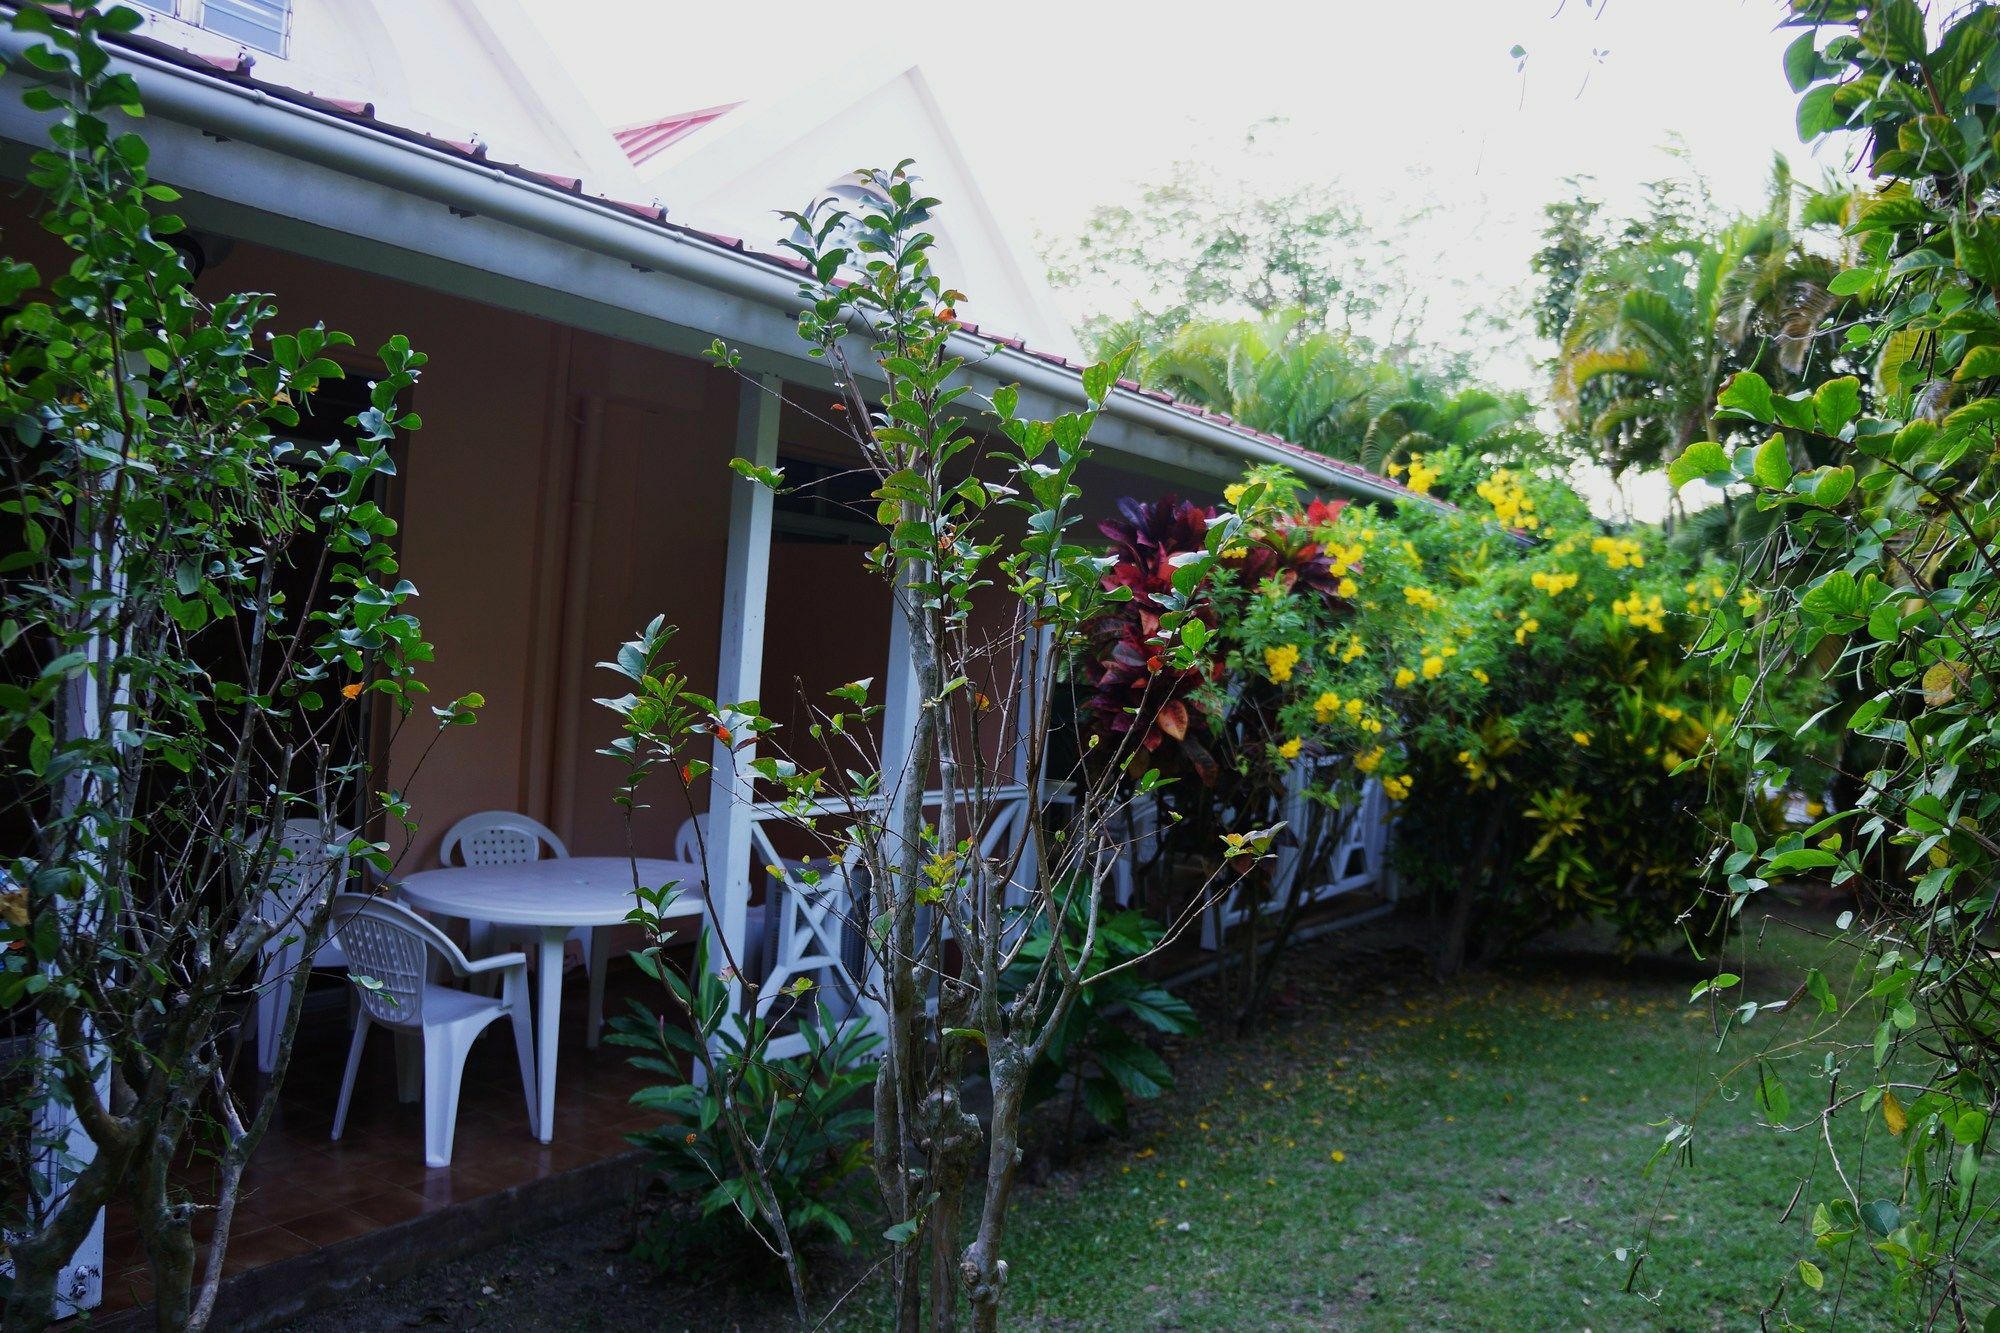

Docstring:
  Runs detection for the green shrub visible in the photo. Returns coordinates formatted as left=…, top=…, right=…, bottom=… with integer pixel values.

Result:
left=1659, top=5, right=2000, bottom=1320
left=1005, top=894, right=1197, bottom=1150
left=609, top=932, right=880, bottom=1258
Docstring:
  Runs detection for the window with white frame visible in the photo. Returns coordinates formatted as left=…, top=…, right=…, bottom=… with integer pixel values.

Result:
left=132, top=0, right=291, bottom=57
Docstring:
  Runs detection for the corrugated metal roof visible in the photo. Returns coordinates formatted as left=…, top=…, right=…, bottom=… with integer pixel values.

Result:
left=612, top=102, right=740, bottom=166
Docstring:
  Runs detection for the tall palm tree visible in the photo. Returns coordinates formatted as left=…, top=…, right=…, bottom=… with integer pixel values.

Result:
left=1553, top=163, right=1855, bottom=477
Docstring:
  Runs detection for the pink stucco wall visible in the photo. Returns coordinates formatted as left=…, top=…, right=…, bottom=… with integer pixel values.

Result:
left=0, top=186, right=1216, bottom=882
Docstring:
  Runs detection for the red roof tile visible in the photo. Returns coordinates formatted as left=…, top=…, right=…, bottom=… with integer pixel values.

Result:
left=612, top=103, right=741, bottom=167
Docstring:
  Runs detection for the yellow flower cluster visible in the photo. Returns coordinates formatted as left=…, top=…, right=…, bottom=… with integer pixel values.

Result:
left=1592, top=535, right=1645, bottom=570
left=1654, top=703, right=1684, bottom=722
left=1394, top=667, right=1416, bottom=688
left=1337, top=577, right=1358, bottom=598
left=1572, top=731, right=1592, bottom=747
left=1611, top=592, right=1667, bottom=634
left=1355, top=747, right=1385, bottom=775
left=1277, top=737, right=1302, bottom=760
left=1403, top=585, right=1441, bottom=612
left=1530, top=569, right=1579, bottom=596
left=1313, top=690, right=1380, bottom=733
left=1421, top=655, right=1445, bottom=680
left=1475, top=469, right=1539, bottom=530
left=1264, top=643, right=1301, bottom=682
left=1224, top=482, right=1248, bottom=506
left=1382, top=773, right=1413, bottom=801
left=1514, top=615, right=1540, bottom=644
left=1326, top=541, right=1366, bottom=574
left=1737, top=589, right=1762, bottom=613
left=1389, top=453, right=1442, bottom=496
left=1471, top=668, right=1490, bottom=684
left=1457, top=749, right=1490, bottom=784
left=1329, top=634, right=1366, bottom=662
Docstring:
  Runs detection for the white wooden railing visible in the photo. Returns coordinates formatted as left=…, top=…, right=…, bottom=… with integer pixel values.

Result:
left=714, top=783, right=1055, bottom=1059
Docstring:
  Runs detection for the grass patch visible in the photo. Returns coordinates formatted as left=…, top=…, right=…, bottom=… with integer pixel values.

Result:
left=993, top=912, right=1896, bottom=1331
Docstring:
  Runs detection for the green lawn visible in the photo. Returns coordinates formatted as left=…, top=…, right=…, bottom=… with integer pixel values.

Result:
left=991, top=914, right=1897, bottom=1331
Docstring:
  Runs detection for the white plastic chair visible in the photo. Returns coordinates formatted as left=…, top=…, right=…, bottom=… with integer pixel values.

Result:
left=329, top=892, right=536, bottom=1168
left=438, top=809, right=595, bottom=976
left=248, top=818, right=355, bottom=1073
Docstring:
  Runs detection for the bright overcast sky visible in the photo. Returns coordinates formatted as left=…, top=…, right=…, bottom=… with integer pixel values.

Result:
left=520, top=0, right=1820, bottom=517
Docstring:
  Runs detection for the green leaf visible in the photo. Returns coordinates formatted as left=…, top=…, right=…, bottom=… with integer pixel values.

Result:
left=1799, top=1259, right=1825, bottom=1291
left=1957, top=345, right=2000, bottom=381
left=1752, top=435, right=1792, bottom=490
left=1796, top=84, right=1843, bottom=140
left=1812, top=465, right=1856, bottom=508
left=1808, top=564, right=1864, bottom=616
left=1764, top=848, right=1839, bottom=875
left=728, top=456, right=785, bottom=490
left=1813, top=377, right=1861, bottom=433
left=1860, top=1199, right=1902, bottom=1237
left=1876, top=327, right=1930, bottom=397
left=1783, top=32, right=1822, bottom=92
left=1691, top=973, right=1740, bottom=1001
left=1081, top=360, right=1116, bottom=404
left=883, top=1218, right=920, bottom=1245
left=1862, top=0, right=1927, bottom=62
left=1756, top=1068, right=1793, bottom=1125
left=1667, top=441, right=1732, bottom=489
left=1956, top=215, right=2000, bottom=289
left=1716, top=371, right=1775, bottom=422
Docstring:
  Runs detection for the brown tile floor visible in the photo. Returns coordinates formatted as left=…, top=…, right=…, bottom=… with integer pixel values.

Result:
left=94, top=961, right=660, bottom=1318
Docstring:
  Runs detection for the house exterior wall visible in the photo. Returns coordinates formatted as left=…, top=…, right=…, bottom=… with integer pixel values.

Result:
left=115, top=235, right=745, bottom=869
left=126, top=0, right=643, bottom=191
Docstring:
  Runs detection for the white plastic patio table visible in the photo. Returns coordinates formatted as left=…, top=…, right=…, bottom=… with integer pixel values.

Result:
left=392, top=856, right=704, bottom=1144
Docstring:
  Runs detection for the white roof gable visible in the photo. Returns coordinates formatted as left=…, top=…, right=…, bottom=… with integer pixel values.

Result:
left=129, top=0, right=644, bottom=194
left=628, top=53, right=1080, bottom=357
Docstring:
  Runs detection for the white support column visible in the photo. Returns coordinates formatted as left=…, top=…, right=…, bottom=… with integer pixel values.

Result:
left=877, top=574, right=924, bottom=799
left=34, top=656, right=109, bottom=1318
left=705, top=375, right=781, bottom=1016
left=25, top=499, right=122, bottom=1317
left=1011, top=626, right=1052, bottom=785
left=1009, top=625, right=1054, bottom=904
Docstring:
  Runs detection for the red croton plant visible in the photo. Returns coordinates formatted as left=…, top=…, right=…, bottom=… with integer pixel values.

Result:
left=1081, top=491, right=1351, bottom=787
left=1085, top=495, right=1225, bottom=782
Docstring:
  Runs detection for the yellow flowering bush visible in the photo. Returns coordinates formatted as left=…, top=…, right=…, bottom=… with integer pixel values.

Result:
left=1216, top=451, right=1794, bottom=970
left=1083, top=474, right=1372, bottom=1028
